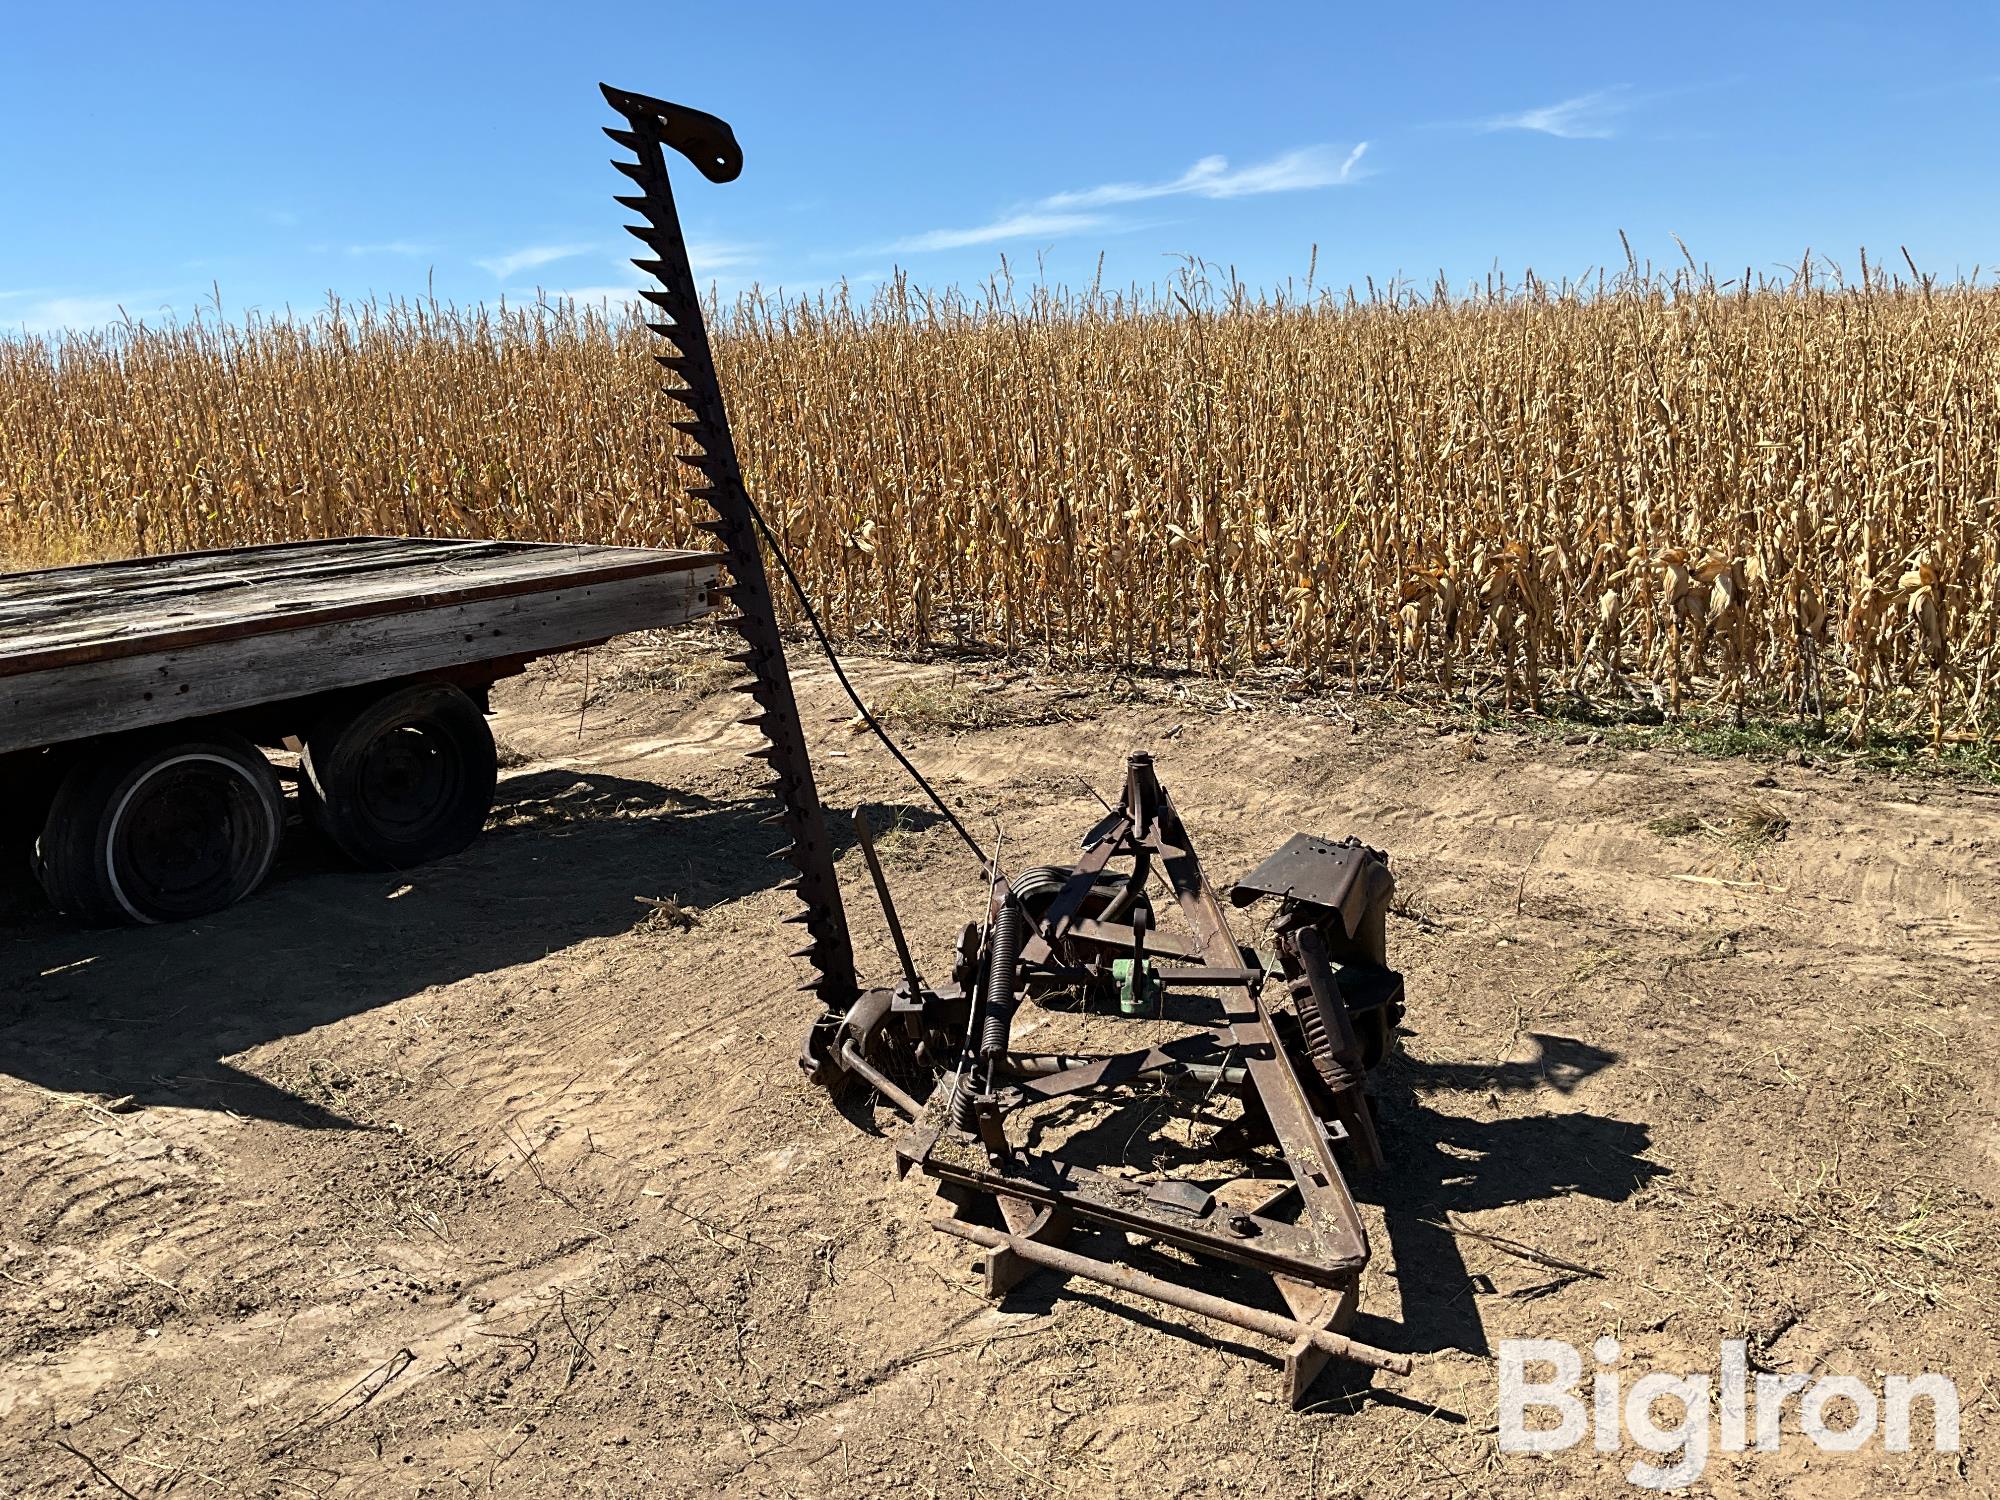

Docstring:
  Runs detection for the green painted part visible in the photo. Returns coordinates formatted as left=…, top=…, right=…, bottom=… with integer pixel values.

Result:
left=1111, top=957, right=1161, bottom=1017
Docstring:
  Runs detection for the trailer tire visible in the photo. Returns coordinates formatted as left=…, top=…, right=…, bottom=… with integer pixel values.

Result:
left=301, top=683, right=497, bottom=870
left=34, top=732, right=284, bottom=925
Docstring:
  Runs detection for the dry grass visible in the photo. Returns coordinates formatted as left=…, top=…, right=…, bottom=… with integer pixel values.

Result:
left=4, top=255, right=1997, bottom=745
left=1647, top=801, right=1790, bottom=854
left=876, top=677, right=1066, bottom=735
left=579, top=629, right=741, bottom=705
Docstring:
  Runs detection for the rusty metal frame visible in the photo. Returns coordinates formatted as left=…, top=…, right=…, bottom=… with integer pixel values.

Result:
left=885, top=752, right=1406, bottom=1397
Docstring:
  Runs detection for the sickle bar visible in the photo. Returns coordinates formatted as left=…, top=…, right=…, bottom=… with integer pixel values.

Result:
left=600, top=83, right=857, bottom=1011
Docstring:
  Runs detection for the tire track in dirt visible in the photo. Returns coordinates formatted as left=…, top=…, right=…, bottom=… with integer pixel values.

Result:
left=0, top=1235, right=615, bottom=1425
left=0, top=1117, right=234, bottom=1278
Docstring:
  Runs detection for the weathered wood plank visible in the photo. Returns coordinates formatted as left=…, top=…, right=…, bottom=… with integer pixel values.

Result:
left=0, top=564, right=721, bottom=755
left=0, top=540, right=678, bottom=618
left=0, top=547, right=650, bottom=647
left=0, top=541, right=718, bottom=675
left=0, top=537, right=432, bottom=607
left=0, top=542, right=509, bottom=633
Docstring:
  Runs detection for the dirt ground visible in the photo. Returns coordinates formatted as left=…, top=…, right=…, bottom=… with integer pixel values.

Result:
left=1, top=630, right=1995, bottom=1498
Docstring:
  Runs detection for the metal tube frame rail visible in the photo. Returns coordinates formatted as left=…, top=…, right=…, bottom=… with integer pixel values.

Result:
left=934, top=1218, right=1410, bottom=1376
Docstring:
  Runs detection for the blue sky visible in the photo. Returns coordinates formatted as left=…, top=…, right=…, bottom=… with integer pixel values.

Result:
left=2, top=2, right=1995, bottom=332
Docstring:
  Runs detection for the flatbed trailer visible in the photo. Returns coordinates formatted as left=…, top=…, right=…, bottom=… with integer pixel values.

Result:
left=0, top=536, right=721, bottom=924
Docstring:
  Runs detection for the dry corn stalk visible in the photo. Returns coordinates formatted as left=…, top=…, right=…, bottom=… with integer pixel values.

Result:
left=1, top=259, right=1996, bottom=745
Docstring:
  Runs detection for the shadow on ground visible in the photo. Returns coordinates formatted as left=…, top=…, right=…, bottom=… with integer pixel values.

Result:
left=1360, top=1033, right=1664, bottom=1362
left=0, top=770, right=939, bottom=1127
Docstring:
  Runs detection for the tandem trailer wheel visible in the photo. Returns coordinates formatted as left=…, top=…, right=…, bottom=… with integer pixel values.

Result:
left=300, top=682, right=498, bottom=870
left=33, top=730, right=285, bottom=925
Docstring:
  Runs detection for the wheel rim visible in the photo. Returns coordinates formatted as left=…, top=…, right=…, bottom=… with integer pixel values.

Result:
left=355, top=723, right=465, bottom=844
left=107, top=755, right=274, bottom=920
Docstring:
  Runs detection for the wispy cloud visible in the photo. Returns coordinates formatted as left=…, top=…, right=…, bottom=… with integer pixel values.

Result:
left=684, top=239, right=761, bottom=274
left=888, top=211, right=1111, bottom=254
left=1042, top=144, right=1369, bottom=209
left=885, top=141, right=1368, bottom=255
left=344, top=240, right=435, bottom=258
left=9, top=294, right=163, bottom=334
left=476, top=242, right=597, bottom=279
left=509, top=240, right=761, bottom=302
left=1477, top=89, right=1629, bottom=140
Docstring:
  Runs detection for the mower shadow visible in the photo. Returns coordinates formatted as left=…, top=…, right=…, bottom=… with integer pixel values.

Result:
left=0, top=770, right=939, bottom=1128
left=1358, top=1033, right=1662, bottom=1360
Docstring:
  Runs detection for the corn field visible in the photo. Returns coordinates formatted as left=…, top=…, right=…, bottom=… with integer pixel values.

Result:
left=3, top=263, right=1997, bottom=743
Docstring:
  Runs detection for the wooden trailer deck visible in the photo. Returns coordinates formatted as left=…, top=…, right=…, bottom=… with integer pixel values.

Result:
left=0, top=537, right=721, bottom=756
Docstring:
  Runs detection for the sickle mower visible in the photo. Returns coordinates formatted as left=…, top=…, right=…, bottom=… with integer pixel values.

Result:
left=599, top=83, right=1414, bottom=1401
